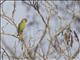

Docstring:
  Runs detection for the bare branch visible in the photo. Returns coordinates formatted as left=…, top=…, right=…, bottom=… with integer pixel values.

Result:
left=1, top=48, right=10, bottom=60
left=12, top=0, right=16, bottom=18
left=0, top=32, right=17, bottom=38
left=1, top=3, right=17, bottom=29
left=0, top=0, right=5, bottom=5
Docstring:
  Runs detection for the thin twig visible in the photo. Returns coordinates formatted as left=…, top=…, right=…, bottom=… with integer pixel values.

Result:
left=1, top=3, right=17, bottom=29
left=0, top=32, right=17, bottom=38
left=0, top=0, right=5, bottom=5
left=2, top=48, right=10, bottom=60
left=12, top=0, right=16, bottom=18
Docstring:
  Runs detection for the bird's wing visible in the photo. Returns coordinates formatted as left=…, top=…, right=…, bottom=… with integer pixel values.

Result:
left=18, top=21, right=26, bottom=33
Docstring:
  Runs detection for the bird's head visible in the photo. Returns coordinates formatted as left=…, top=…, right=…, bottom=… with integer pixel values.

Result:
left=22, top=18, right=27, bottom=23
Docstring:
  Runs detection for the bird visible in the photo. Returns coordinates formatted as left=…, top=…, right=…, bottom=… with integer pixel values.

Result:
left=17, top=18, right=27, bottom=41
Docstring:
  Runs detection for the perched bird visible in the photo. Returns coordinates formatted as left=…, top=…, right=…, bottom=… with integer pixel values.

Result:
left=17, top=18, right=27, bottom=41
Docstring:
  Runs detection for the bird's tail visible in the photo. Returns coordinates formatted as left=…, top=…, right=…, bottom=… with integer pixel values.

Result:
left=17, top=33, right=24, bottom=41
left=17, top=32, right=22, bottom=36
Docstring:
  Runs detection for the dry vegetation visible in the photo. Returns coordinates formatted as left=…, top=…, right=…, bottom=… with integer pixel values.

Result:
left=0, top=0, right=80, bottom=60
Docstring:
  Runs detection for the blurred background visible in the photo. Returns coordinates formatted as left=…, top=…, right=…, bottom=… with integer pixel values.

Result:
left=1, top=0, right=80, bottom=60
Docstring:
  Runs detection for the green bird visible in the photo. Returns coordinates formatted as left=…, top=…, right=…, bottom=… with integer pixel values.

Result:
left=17, top=18, right=27, bottom=40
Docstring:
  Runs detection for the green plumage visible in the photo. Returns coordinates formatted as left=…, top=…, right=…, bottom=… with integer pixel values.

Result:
left=17, top=19, right=27, bottom=36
